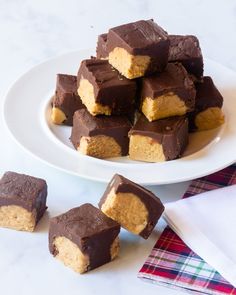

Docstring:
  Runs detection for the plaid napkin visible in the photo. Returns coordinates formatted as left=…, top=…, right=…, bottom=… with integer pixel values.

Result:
left=138, top=164, right=236, bottom=295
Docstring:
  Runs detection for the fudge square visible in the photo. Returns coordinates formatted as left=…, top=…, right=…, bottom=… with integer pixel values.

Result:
left=129, top=115, right=188, bottom=162
left=107, top=19, right=170, bottom=79
left=49, top=204, right=120, bottom=274
left=96, top=33, right=108, bottom=59
left=168, top=35, right=204, bottom=80
left=70, top=109, right=132, bottom=159
left=51, top=74, right=84, bottom=126
left=77, top=59, right=136, bottom=116
left=0, top=171, right=47, bottom=232
left=140, top=63, right=196, bottom=122
left=99, top=174, right=164, bottom=239
left=189, top=76, right=224, bottom=131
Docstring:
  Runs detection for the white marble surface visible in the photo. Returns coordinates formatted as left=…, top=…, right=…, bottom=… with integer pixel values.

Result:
left=0, top=1, right=236, bottom=294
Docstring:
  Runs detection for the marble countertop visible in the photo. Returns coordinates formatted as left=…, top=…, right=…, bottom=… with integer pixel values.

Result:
left=0, top=1, right=236, bottom=294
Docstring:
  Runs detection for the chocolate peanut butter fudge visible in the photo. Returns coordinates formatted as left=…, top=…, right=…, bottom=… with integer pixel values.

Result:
left=51, top=74, right=84, bottom=125
left=49, top=204, right=120, bottom=274
left=140, top=63, right=196, bottom=121
left=168, top=35, right=204, bottom=80
left=99, top=174, right=164, bottom=239
left=0, top=172, right=47, bottom=232
left=189, top=76, right=224, bottom=131
left=129, top=115, right=188, bottom=162
left=96, top=33, right=108, bottom=59
left=70, top=109, right=132, bottom=159
left=107, top=19, right=170, bottom=79
left=77, top=59, right=136, bottom=116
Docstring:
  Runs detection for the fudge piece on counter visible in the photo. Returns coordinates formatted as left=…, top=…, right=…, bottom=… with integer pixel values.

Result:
left=140, top=63, right=196, bottom=121
left=77, top=59, right=136, bottom=116
left=49, top=204, right=120, bottom=274
left=70, top=109, right=132, bottom=159
left=0, top=171, right=47, bottom=232
left=129, top=115, right=188, bottom=162
left=189, top=76, right=224, bottom=131
left=96, top=33, right=108, bottom=59
left=107, top=19, right=170, bottom=79
left=168, top=35, right=204, bottom=80
left=99, top=174, right=164, bottom=239
left=51, top=74, right=84, bottom=125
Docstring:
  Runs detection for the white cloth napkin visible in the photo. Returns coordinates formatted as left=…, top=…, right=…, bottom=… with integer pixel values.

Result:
left=164, top=184, right=236, bottom=288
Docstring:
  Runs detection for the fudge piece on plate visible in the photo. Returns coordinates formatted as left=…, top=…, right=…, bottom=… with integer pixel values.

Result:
left=49, top=204, right=120, bottom=274
left=168, top=35, right=204, bottom=80
left=77, top=59, right=136, bottom=116
left=140, top=63, right=196, bottom=121
left=70, top=109, right=132, bottom=159
left=96, top=33, right=108, bottom=59
left=129, top=115, right=188, bottom=162
left=0, top=171, right=47, bottom=232
left=107, top=19, right=170, bottom=79
left=51, top=74, right=84, bottom=125
left=189, top=76, right=224, bottom=131
left=99, top=174, right=164, bottom=239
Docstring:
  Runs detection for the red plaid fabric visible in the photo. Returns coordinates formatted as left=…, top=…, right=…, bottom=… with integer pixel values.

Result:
left=138, top=164, right=236, bottom=294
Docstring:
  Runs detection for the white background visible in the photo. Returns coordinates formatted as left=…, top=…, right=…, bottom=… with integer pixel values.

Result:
left=0, top=1, right=236, bottom=294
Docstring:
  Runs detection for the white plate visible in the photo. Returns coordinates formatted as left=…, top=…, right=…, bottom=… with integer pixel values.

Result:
left=3, top=50, right=236, bottom=185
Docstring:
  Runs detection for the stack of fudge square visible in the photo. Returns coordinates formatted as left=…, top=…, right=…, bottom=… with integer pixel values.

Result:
left=51, top=19, right=225, bottom=162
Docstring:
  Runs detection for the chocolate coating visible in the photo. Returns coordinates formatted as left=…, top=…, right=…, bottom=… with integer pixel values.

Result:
left=168, top=35, right=204, bottom=79
left=188, top=76, right=223, bottom=130
left=129, top=115, right=189, bottom=160
left=77, top=59, right=136, bottom=115
left=49, top=204, right=120, bottom=271
left=53, top=74, right=84, bottom=125
left=70, top=109, right=132, bottom=156
left=0, top=171, right=47, bottom=222
left=96, top=33, right=108, bottom=59
left=107, top=19, right=170, bottom=73
left=99, top=174, right=164, bottom=239
left=107, top=19, right=169, bottom=56
left=141, top=63, right=196, bottom=111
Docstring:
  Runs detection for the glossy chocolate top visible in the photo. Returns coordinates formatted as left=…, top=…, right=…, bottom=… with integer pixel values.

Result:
left=99, top=174, right=164, bottom=239
left=141, top=63, right=196, bottom=110
left=195, top=76, right=223, bottom=111
left=129, top=115, right=189, bottom=160
left=169, top=35, right=202, bottom=60
left=0, top=171, right=47, bottom=220
left=77, top=59, right=136, bottom=114
left=70, top=109, right=132, bottom=156
left=78, top=59, right=135, bottom=87
left=57, top=74, right=77, bottom=93
left=96, top=33, right=108, bottom=59
left=107, top=19, right=169, bottom=56
left=49, top=204, right=120, bottom=270
left=53, top=74, right=84, bottom=125
left=168, top=35, right=204, bottom=78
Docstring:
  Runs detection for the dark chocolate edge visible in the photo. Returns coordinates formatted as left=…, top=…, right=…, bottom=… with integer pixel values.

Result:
left=99, top=174, right=164, bottom=239
left=48, top=205, right=120, bottom=271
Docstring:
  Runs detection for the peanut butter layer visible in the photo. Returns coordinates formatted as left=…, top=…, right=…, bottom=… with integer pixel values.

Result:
left=107, top=19, right=170, bottom=78
left=0, top=171, right=47, bottom=231
left=188, top=76, right=224, bottom=131
left=77, top=59, right=136, bottom=116
left=52, top=74, right=84, bottom=125
left=140, top=63, right=196, bottom=121
left=99, top=174, right=164, bottom=239
left=49, top=204, right=120, bottom=273
left=70, top=109, right=132, bottom=158
left=129, top=115, right=189, bottom=162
